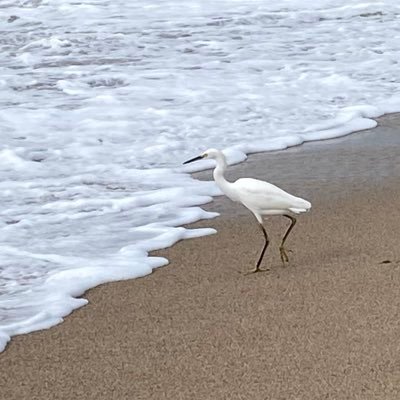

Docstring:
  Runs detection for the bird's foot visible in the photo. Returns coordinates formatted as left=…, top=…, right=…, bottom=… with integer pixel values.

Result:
left=243, top=266, right=270, bottom=275
left=279, top=247, right=291, bottom=264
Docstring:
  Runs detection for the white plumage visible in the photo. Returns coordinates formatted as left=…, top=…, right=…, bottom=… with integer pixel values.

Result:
left=184, top=148, right=311, bottom=273
left=231, top=178, right=311, bottom=220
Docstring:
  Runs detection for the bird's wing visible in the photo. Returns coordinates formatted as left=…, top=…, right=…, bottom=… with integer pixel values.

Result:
left=233, top=178, right=310, bottom=212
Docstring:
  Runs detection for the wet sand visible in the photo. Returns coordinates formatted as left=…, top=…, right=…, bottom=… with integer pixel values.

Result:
left=1, top=114, right=400, bottom=399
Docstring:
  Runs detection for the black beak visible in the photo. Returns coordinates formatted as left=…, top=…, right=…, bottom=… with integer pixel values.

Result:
left=183, top=155, right=204, bottom=165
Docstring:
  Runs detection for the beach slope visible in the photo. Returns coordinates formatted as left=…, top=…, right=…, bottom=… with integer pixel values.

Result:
left=1, top=114, right=400, bottom=399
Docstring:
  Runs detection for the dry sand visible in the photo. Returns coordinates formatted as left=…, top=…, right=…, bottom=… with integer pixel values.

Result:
left=1, top=114, right=400, bottom=399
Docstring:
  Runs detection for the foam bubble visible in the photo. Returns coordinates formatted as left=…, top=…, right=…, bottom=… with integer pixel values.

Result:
left=1, top=0, right=400, bottom=352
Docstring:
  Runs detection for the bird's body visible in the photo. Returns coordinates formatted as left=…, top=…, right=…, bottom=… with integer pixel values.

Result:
left=224, top=178, right=311, bottom=220
left=184, top=148, right=311, bottom=273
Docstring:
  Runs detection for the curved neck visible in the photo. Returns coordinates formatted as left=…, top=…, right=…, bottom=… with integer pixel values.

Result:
left=213, top=153, right=236, bottom=199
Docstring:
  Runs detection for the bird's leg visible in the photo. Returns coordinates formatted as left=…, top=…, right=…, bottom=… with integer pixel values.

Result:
left=279, top=214, right=297, bottom=265
left=245, top=223, right=270, bottom=274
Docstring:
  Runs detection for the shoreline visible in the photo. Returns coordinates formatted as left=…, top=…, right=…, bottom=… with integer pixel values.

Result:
left=1, top=113, right=400, bottom=399
left=197, top=112, right=400, bottom=201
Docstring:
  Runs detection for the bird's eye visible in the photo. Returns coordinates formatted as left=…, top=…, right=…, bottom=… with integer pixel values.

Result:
left=203, top=153, right=207, bottom=158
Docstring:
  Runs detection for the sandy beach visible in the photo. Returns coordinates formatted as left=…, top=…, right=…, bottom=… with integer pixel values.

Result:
left=1, top=114, right=400, bottom=399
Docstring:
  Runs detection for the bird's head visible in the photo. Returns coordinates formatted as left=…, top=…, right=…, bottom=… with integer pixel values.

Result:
left=183, top=148, right=221, bottom=164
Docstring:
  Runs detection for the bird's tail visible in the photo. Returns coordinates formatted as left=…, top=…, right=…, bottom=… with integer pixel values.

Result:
left=289, top=198, right=311, bottom=214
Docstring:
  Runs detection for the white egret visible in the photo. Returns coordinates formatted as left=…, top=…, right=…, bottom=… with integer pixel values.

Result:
left=183, top=148, right=311, bottom=274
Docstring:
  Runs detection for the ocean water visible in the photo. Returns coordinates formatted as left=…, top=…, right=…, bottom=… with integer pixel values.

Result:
left=1, top=0, right=400, bottom=352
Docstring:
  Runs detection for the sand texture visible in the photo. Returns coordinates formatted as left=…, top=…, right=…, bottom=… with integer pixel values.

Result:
left=1, top=114, right=400, bottom=399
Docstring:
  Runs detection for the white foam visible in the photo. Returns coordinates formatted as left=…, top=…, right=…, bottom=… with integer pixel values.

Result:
left=1, top=0, right=400, bottom=352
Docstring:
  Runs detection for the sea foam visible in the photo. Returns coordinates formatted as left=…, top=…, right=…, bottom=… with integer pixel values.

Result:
left=1, top=0, right=400, bottom=352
